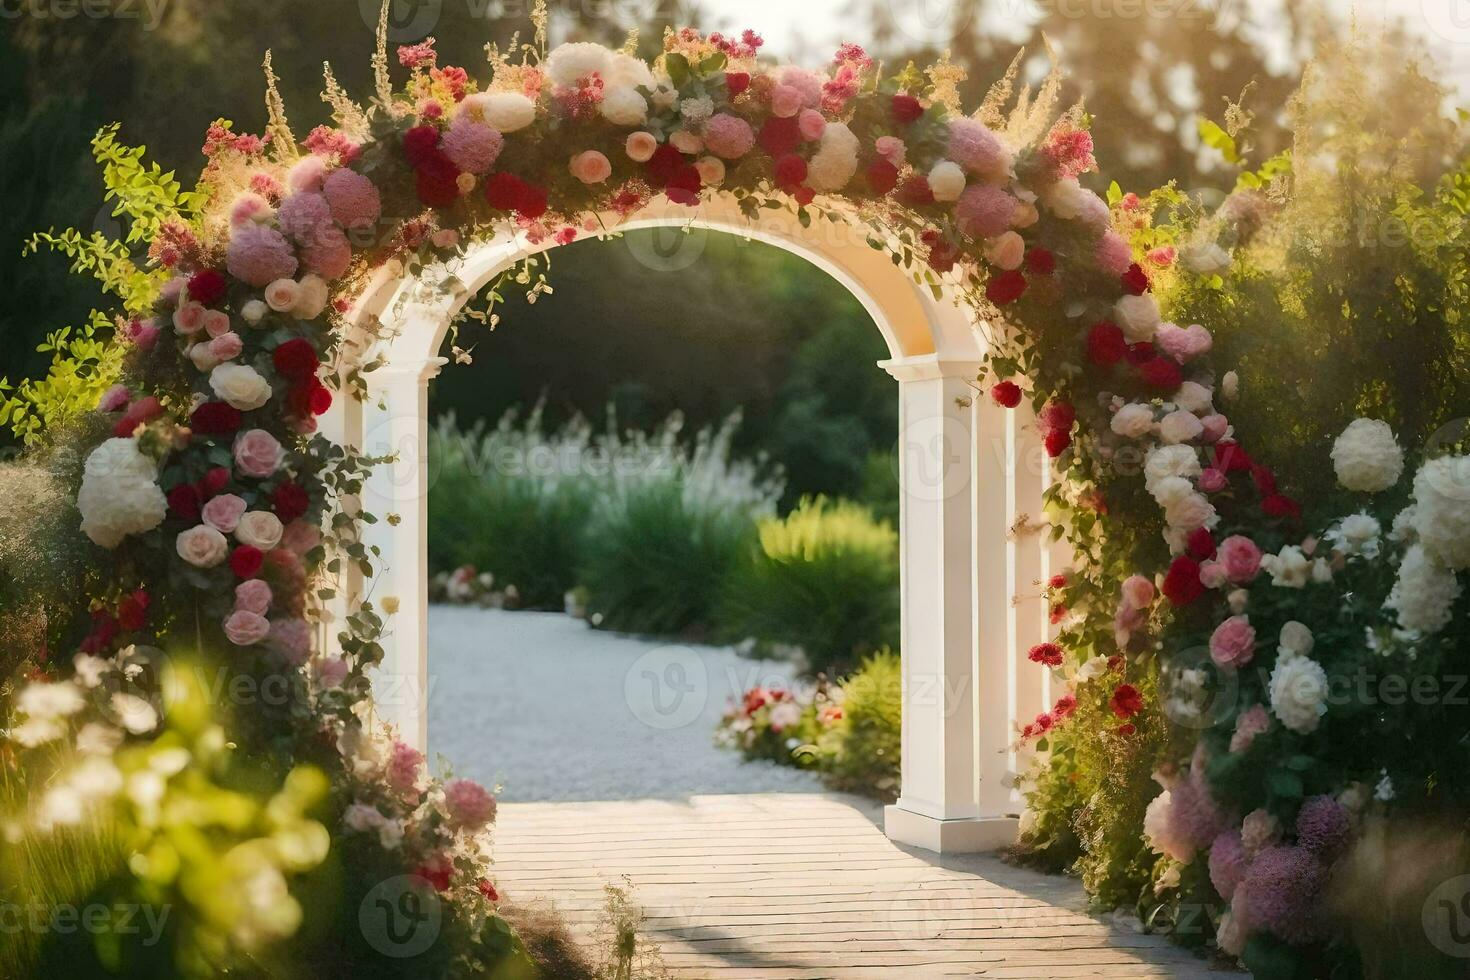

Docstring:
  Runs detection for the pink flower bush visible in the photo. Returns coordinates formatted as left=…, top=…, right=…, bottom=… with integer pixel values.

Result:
left=1209, top=829, right=1248, bottom=901
left=1236, top=846, right=1328, bottom=944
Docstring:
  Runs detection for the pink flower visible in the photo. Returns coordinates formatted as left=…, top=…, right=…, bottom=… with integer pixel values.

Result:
left=227, top=223, right=299, bottom=287
left=286, top=155, right=329, bottom=193
left=1199, top=468, right=1228, bottom=493
left=173, top=301, right=206, bottom=335
left=1156, top=322, right=1213, bottom=363
left=443, top=778, right=498, bottom=828
left=1094, top=231, right=1133, bottom=277
left=208, top=332, right=243, bottom=362
left=234, top=577, right=273, bottom=615
left=702, top=114, right=754, bottom=159
left=1147, top=245, right=1176, bottom=266
left=203, top=310, right=232, bottom=338
left=624, top=131, right=658, bottom=162
left=948, top=117, right=1010, bottom=180
left=128, top=318, right=161, bottom=349
left=440, top=118, right=504, bottom=174
left=1199, top=414, right=1229, bottom=444
left=797, top=108, right=826, bottom=141
left=314, top=656, right=349, bottom=689
left=568, top=149, right=612, bottom=184
left=268, top=617, right=312, bottom=664
left=1230, top=704, right=1271, bottom=752
left=1209, top=615, right=1257, bottom=668
left=874, top=135, right=905, bottom=166
left=223, top=609, right=271, bottom=646
left=202, top=493, right=248, bottom=534
left=1120, top=574, right=1155, bottom=610
left=387, top=741, right=425, bottom=796
left=97, top=384, right=131, bottom=413
left=954, top=185, right=1017, bottom=239
left=233, top=429, right=284, bottom=478
left=302, top=235, right=352, bottom=280
left=771, top=85, right=804, bottom=118
left=280, top=520, right=321, bottom=557
left=1199, top=560, right=1227, bottom=589
left=1218, top=535, right=1263, bottom=584
left=229, top=192, right=271, bottom=227
left=323, top=168, right=380, bottom=231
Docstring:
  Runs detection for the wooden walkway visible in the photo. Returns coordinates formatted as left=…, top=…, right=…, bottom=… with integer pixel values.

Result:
left=492, top=793, right=1240, bottom=979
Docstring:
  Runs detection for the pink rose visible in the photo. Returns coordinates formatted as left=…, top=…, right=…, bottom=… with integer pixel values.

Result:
left=1209, top=615, right=1256, bottom=668
left=176, top=524, right=228, bottom=568
left=97, top=384, right=132, bottom=413
left=264, top=278, right=302, bottom=313
left=172, top=301, right=206, bottom=335
left=387, top=741, right=425, bottom=795
left=203, top=310, right=232, bottom=338
left=624, top=131, right=657, bottom=162
left=235, top=578, right=273, bottom=615
left=129, top=318, right=161, bottom=350
left=797, top=108, right=826, bottom=141
left=875, top=135, right=906, bottom=166
left=208, top=331, right=243, bottom=362
left=268, top=617, right=312, bottom=665
left=1199, top=414, right=1229, bottom=444
left=1218, top=535, right=1263, bottom=584
left=1230, top=704, right=1271, bottom=753
left=281, top=520, right=321, bottom=557
left=233, top=429, right=284, bottom=478
left=771, top=85, right=804, bottom=118
left=223, top=609, right=271, bottom=646
left=202, top=493, right=248, bottom=533
left=443, top=778, right=497, bottom=828
left=314, top=656, right=349, bottom=689
left=1121, top=574, right=1155, bottom=610
left=1199, top=468, right=1228, bottom=493
left=1199, top=560, right=1228, bottom=589
left=568, top=150, right=612, bottom=184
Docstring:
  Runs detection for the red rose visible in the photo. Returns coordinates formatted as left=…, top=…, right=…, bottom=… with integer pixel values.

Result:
left=985, top=269, right=1027, bottom=306
left=403, top=125, right=441, bottom=168
left=758, top=115, right=802, bottom=156
left=1262, top=493, right=1301, bottom=519
left=230, top=545, right=264, bottom=579
left=167, top=484, right=202, bottom=521
left=792, top=185, right=816, bottom=206
left=774, top=154, right=808, bottom=190
left=309, top=383, right=333, bottom=416
left=895, top=175, right=934, bottom=207
left=187, top=269, right=228, bottom=307
left=272, top=482, right=310, bottom=523
left=664, top=165, right=702, bottom=206
left=117, top=589, right=150, bottom=632
left=644, top=143, right=685, bottom=186
left=1043, top=429, right=1071, bottom=458
left=190, top=401, right=242, bottom=436
left=1079, top=325, right=1122, bottom=368
left=1120, top=262, right=1150, bottom=295
left=200, top=466, right=231, bottom=497
left=1110, top=683, right=1144, bottom=719
left=415, top=164, right=459, bottom=208
left=1186, top=527, right=1216, bottom=560
left=1116, top=722, right=1137, bottom=737
left=724, top=71, right=750, bottom=97
left=1250, top=464, right=1277, bottom=495
left=1214, top=440, right=1252, bottom=473
left=1124, top=341, right=1156, bottom=365
left=1138, top=356, right=1183, bottom=389
left=1028, top=642, right=1063, bottom=667
left=866, top=159, right=899, bottom=195
left=483, top=172, right=547, bottom=218
left=477, top=878, right=500, bottom=902
left=79, top=611, right=119, bottom=655
left=1162, top=556, right=1204, bottom=606
left=414, top=859, right=453, bottom=893
left=1037, top=400, right=1075, bottom=436
left=1049, top=573, right=1067, bottom=589
left=272, top=338, right=319, bottom=382
left=990, top=381, right=1023, bottom=408
left=1024, top=248, right=1056, bottom=276
left=891, top=93, right=924, bottom=124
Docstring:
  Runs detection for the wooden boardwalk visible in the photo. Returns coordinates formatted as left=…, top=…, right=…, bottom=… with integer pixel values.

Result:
left=492, top=793, right=1240, bottom=979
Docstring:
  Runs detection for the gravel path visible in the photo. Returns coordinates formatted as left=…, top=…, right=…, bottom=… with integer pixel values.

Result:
left=426, top=606, right=826, bottom=801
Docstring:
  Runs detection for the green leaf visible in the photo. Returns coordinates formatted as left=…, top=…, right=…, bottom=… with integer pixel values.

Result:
left=665, top=53, right=690, bottom=87
left=699, top=51, right=728, bottom=75
left=1107, top=180, right=1123, bottom=205
left=1197, top=118, right=1241, bottom=165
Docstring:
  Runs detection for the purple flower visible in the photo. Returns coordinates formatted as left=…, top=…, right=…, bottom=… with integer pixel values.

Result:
left=1237, top=845, right=1327, bottom=944
left=1208, top=830, right=1248, bottom=901
left=1295, top=795, right=1352, bottom=860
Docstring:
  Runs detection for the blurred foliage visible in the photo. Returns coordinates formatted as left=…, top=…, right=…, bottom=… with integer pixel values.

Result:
left=814, top=648, right=901, bottom=800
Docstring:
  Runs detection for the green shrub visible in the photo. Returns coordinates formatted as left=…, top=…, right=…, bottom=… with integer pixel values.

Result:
left=718, top=497, right=899, bottom=676
left=815, top=649, right=901, bottom=802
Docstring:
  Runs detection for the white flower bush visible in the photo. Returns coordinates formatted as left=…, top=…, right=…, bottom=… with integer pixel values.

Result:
left=1409, top=455, right=1470, bottom=569
left=1385, top=543, right=1461, bottom=634
left=77, top=438, right=168, bottom=548
left=1331, top=418, right=1404, bottom=492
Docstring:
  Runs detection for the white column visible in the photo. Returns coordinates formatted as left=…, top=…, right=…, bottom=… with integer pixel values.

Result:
left=880, top=353, right=1019, bottom=852
left=357, top=356, right=446, bottom=752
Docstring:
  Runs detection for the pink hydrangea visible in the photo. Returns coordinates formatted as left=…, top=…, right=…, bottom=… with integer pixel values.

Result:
left=1230, top=704, right=1271, bottom=753
left=1209, top=615, right=1256, bottom=668
left=323, top=167, right=382, bottom=230
left=276, top=192, right=335, bottom=246
left=443, top=778, right=497, bottom=828
left=1121, top=574, right=1155, bottom=610
left=1170, top=764, right=1229, bottom=851
left=234, top=578, right=273, bottom=615
left=226, top=223, right=298, bottom=287
left=223, top=609, right=271, bottom=646
left=268, top=617, right=312, bottom=664
left=1218, top=535, right=1263, bottom=584
left=776, top=66, right=823, bottom=108
left=440, top=118, right=504, bottom=174
left=947, top=117, right=1009, bottom=180
left=302, top=236, right=352, bottom=279
left=1094, top=231, right=1133, bottom=277
left=954, top=184, right=1017, bottom=239
left=314, top=656, right=349, bottom=689
left=1294, top=795, right=1351, bottom=859
left=387, top=741, right=425, bottom=795
left=1236, top=845, right=1327, bottom=944
left=1209, top=829, right=1249, bottom=901
left=703, top=113, right=755, bottom=159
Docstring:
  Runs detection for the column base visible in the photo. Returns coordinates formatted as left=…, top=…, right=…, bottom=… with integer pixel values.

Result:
left=884, top=805, right=1019, bottom=854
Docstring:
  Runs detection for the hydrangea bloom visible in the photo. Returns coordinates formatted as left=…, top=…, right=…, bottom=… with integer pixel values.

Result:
left=703, top=113, right=754, bottom=159
left=1410, top=455, right=1470, bottom=569
left=946, top=117, right=1011, bottom=180
left=77, top=438, right=168, bottom=548
left=1386, top=543, right=1461, bottom=634
left=226, top=223, right=298, bottom=286
left=1294, top=795, right=1351, bottom=859
left=1236, top=846, right=1327, bottom=944
left=954, top=184, right=1017, bottom=238
left=439, top=118, right=504, bottom=173
left=1209, top=830, right=1248, bottom=900
left=1330, top=418, right=1404, bottom=492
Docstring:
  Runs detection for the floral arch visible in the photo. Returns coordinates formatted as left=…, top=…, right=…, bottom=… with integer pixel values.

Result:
left=13, top=4, right=1458, bottom=971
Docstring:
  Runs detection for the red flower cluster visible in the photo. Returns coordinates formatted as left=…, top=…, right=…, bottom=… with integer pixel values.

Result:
left=1038, top=399, right=1076, bottom=458
left=1110, top=683, right=1143, bottom=719
left=484, top=172, right=549, bottom=219
left=1028, top=642, right=1064, bottom=667
left=1162, top=555, right=1204, bottom=606
left=1086, top=321, right=1127, bottom=365
left=404, top=125, right=462, bottom=208
left=985, top=269, right=1027, bottom=306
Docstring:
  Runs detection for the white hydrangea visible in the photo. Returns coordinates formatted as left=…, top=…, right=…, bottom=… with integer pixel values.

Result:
left=1144, top=445, right=1202, bottom=494
left=1114, top=293, right=1161, bottom=343
left=77, top=438, right=168, bottom=548
left=1410, top=455, right=1470, bottom=569
left=599, top=86, right=648, bottom=125
left=1261, top=545, right=1312, bottom=588
left=1324, top=512, right=1382, bottom=559
left=1110, top=403, right=1155, bottom=439
left=1269, top=654, right=1328, bottom=734
left=1386, top=544, right=1461, bottom=634
left=543, top=42, right=615, bottom=87
left=465, top=92, right=537, bottom=133
left=1331, top=418, right=1404, bottom=493
left=677, top=94, right=715, bottom=125
left=1143, top=791, right=1194, bottom=863
left=806, top=123, right=860, bottom=192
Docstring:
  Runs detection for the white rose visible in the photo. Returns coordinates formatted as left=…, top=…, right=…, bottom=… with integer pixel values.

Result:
left=928, top=161, right=966, bottom=202
left=600, top=85, right=648, bottom=126
left=1114, top=293, right=1161, bottom=343
left=176, top=524, right=229, bottom=568
left=241, top=299, right=268, bottom=325
left=77, top=438, right=167, bottom=548
left=1159, top=410, right=1203, bottom=445
left=1144, top=445, right=1202, bottom=493
left=1278, top=621, right=1314, bottom=658
left=209, top=364, right=272, bottom=411
left=1410, top=455, right=1470, bottom=569
left=1151, top=476, right=1196, bottom=508
left=1110, top=403, right=1155, bottom=439
left=1262, top=546, right=1312, bottom=589
left=1181, top=240, right=1231, bottom=275
left=189, top=343, right=221, bottom=372
left=1173, top=381, right=1214, bottom=415
left=1040, top=178, right=1088, bottom=219
left=694, top=156, right=726, bottom=186
left=1331, top=418, right=1404, bottom=493
left=469, top=92, right=536, bottom=133
left=1269, top=654, right=1328, bottom=734
left=1386, top=544, right=1461, bottom=634
left=236, top=511, right=284, bottom=551
left=1164, top=492, right=1218, bottom=532
left=264, top=278, right=301, bottom=313
left=295, top=274, right=329, bottom=319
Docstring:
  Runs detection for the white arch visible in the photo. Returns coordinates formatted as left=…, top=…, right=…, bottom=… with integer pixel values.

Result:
left=324, top=193, right=1065, bottom=853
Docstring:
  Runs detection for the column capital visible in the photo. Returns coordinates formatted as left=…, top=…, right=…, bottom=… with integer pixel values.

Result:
left=374, top=355, right=450, bottom=385
left=877, top=352, right=983, bottom=383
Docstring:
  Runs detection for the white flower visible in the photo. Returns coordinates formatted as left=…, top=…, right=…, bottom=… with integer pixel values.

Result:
left=806, top=123, right=860, bottom=192
left=1143, top=791, right=1194, bottom=863
left=241, top=299, right=268, bottom=325
left=236, top=511, right=284, bottom=550
left=1325, top=513, right=1381, bottom=559
left=343, top=803, right=384, bottom=832
left=378, top=818, right=405, bottom=849
left=1111, top=403, right=1155, bottom=439
left=769, top=701, right=803, bottom=730
left=543, top=42, right=614, bottom=87
left=1159, top=410, right=1203, bottom=445
left=75, top=722, right=122, bottom=756
left=1075, top=656, right=1109, bottom=683
left=110, top=693, right=158, bottom=734
left=467, top=92, right=536, bottom=133
left=1181, top=240, right=1231, bottom=275
left=1041, top=178, right=1106, bottom=225
left=1331, top=418, right=1404, bottom=493
left=928, top=161, right=966, bottom=201
left=1311, top=558, right=1333, bottom=583
left=1174, top=381, right=1214, bottom=416
left=607, top=52, right=655, bottom=89
left=295, top=274, right=329, bottom=319
left=1386, top=544, right=1461, bottom=634
left=677, top=94, right=714, bottom=125
left=1410, top=455, right=1470, bottom=569
left=17, top=682, right=85, bottom=720
left=1262, top=545, right=1312, bottom=588
left=1278, top=621, right=1315, bottom=659
left=176, top=524, right=229, bottom=568
left=669, top=129, right=703, bottom=154
left=10, top=717, right=65, bottom=747
left=1374, top=771, right=1395, bottom=802
left=264, top=278, right=301, bottom=312
left=210, top=363, right=272, bottom=411
left=1221, top=371, right=1239, bottom=400
left=1144, top=445, right=1202, bottom=493
left=1114, top=293, right=1161, bottom=343
left=600, top=85, right=648, bottom=125
left=1164, top=492, right=1219, bottom=532
left=1390, top=505, right=1418, bottom=544
left=1269, top=654, right=1328, bottom=734
left=1151, top=476, right=1195, bottom=508
left=77, top=438, right=168, bottom=548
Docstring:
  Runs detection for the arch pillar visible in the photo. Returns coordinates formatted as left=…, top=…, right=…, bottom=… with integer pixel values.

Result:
left=879, top=352, right=1020, bottom=852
